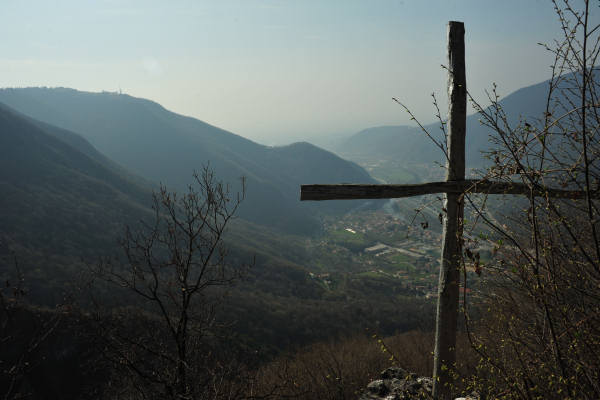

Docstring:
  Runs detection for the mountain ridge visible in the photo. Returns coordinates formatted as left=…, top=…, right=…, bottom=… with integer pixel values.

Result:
left=0, top=87, right=379, bottom=235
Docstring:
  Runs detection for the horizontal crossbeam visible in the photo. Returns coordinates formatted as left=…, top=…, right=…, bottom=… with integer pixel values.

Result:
left=301, top=179, right=599, bottom=201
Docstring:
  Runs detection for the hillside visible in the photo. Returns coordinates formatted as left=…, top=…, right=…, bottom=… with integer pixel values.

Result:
left=336, top=78, right=552, bottom=170
left=0, top=88, right=379, bottom=234
left=0, top=102, right=156, bottom=297
left=0, top=102, right=431, bottom=354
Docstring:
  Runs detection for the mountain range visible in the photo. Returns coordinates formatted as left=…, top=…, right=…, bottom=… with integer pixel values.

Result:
left=0, top=75, right=564, bottom=265
left=0, top=87, right=378, bottom=235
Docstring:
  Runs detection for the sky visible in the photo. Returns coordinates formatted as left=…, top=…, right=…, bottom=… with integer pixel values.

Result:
left=0, top=0, right=565, bottom=145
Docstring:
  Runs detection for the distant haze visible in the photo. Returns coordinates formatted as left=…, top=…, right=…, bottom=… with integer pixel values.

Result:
left=0, top=0, right=569, bottom=144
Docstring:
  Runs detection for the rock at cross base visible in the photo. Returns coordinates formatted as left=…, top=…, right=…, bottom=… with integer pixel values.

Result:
left=359, top=367, right=479, bottom=400
left=359, top=367, right=433, bottom=400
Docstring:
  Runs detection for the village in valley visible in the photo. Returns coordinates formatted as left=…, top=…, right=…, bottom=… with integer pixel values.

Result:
left=304, top=198, right=491, bottom=301
left=305, top=207, right=444, bottom=300
left=300, top=152, right=495, bottom=301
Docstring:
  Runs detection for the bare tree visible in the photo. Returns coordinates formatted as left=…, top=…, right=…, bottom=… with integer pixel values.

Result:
left=93, top=166, right=249, bottom=399
left=459, top=1, right=600, bottom=398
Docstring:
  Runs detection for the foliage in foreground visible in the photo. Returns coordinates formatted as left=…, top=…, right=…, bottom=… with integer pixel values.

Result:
left=459, top=1, right=600, bottom=398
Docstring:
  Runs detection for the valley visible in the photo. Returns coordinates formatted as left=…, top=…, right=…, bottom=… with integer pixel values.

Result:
left=0, top=71, right=579, bottom=398
left=0, top=96, right=442, bottom=359
left=2, top=2, right=598, bottom=398
left=0, top=86, right=499, bottom=353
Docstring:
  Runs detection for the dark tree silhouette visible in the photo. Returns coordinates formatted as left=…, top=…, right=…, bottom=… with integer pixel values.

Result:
left=94, top=166, right=250, bottom=399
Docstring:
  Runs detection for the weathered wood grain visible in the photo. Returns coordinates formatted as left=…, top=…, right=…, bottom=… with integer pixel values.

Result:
left=301, top=180, right=596, bottom=201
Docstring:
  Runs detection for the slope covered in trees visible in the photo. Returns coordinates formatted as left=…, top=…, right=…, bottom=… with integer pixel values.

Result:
left=0, top=101, right=430, bottom=358
left=0, top=102, right=155, bottom=294
left=0, top=88, right=379, bottom=235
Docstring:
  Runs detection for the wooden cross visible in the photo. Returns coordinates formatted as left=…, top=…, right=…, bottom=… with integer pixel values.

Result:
left=300, top=21, right=593, bottom=399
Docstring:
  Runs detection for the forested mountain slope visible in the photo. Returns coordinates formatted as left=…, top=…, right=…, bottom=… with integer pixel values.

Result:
left=0, top=101, right=429, bottom=352
left=0, top=88, right=379, bottom=234
left=0, top=102, right=155, bottom=297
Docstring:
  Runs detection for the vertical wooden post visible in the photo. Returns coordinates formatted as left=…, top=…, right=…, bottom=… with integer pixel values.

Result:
left=432, top=21, right=466, bottom=400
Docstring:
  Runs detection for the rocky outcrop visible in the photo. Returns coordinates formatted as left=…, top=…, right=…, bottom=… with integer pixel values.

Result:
left=359, top=367, right=479, bottom=400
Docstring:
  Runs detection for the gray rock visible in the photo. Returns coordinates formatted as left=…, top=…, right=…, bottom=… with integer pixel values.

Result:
left=359, top=367, right=433, bottom=400
left=359, top=367, right=479, bottom=400
left=367, top=379, right=389, bottom=396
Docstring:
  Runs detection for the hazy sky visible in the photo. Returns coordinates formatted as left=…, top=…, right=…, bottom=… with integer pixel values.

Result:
left=1, top=0, right=565, bottom=144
